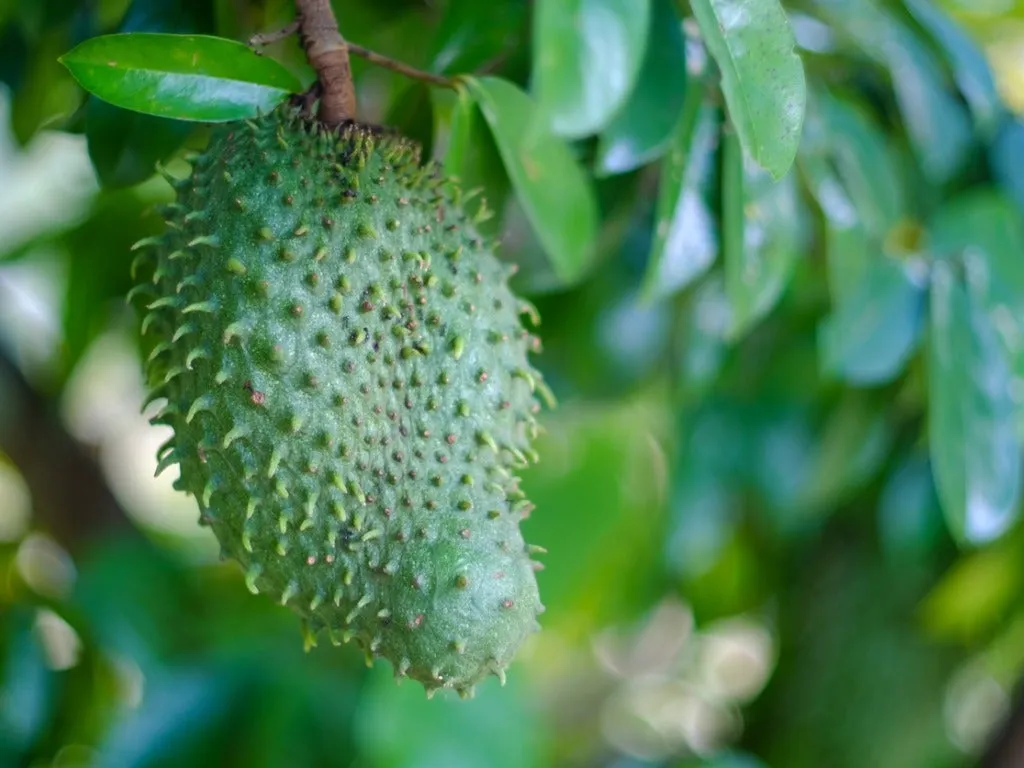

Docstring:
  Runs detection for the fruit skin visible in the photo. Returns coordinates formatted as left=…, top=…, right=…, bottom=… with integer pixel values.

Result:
left=129, top=106, right=549, bottom=697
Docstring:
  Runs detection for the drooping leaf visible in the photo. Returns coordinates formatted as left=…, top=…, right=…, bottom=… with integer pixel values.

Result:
left=595, top=0, right=688, bottom=175
left=641, top=93, right=720, bottom=302
left=462, top=76, right=599, bottom=284
left=903, top=0, right=1003, bottom=137
left=689, top=0, right=806, bottom=179
left=819, top=254, right=928, bottom=384
left=59, top=33, right=301, bottom=121
left=722, top=130, right=807, bottom=338
left=532, top=0, right=651, bottom=138
left=928, top=260, right=1021, bottom=545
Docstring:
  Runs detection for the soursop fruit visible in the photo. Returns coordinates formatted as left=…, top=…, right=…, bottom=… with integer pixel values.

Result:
left=129, top=105, right=550, bottom=697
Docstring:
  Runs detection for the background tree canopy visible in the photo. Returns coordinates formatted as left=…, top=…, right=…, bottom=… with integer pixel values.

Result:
left=4, top=0, right=1024, bottom=765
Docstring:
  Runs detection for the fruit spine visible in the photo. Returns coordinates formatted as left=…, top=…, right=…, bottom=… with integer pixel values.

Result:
left=129, top=106, right=550, bottom=697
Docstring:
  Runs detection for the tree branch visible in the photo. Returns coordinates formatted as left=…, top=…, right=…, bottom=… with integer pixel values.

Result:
left=346, top=42, right=455, bottom=89
left=294, top=0, right=356, bottom=125
left=0, top=346, right=135, bottom=554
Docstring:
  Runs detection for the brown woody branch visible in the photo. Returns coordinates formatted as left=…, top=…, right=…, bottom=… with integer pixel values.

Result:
left=294, top=0, right=356, bottom=125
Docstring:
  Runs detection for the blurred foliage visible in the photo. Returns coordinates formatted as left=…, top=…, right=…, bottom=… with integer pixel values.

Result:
left=4, top=0, right=1024, bottom=767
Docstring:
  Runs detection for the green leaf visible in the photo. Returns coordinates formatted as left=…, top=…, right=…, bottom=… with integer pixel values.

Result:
left=356, top=666, right=542, bottom=768
left=532, top=0, right=651, bottom=138
left=86, top=100, right=195, bottom=188
left=929, top=191, right=1024, bottom=434
left=903, top=0, right=1003, bottom=137
left=84, top=0, right=214, bottom=188
left=0, top=611, right=54, bottom=759
left=878, top=454, right=946, bottom=565
left=819, top=254, right=927, bottom=384
left=462, top=76, right=599, bottom=284
left=990, top=115, right=1024, bottom=214
left=818, top=93, right=904, bottom=240
left=886, top=27, right=973, bottom=184
left=429, top=0, right=527, bottom=75
left=928, top=260, right=1021, bottom=545
left=441, top=87, right=510, bottom=238
left=59, top=33, right=301, bottom=122
left=641, top=96, right=720, bottom=302
left=595, top=0, right=688, bottom=175
left=689, top=0, right=805, bottom=179
left=722, top=130, right=807, bottom=338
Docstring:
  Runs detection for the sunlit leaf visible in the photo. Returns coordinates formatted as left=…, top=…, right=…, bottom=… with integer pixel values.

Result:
left=928, top=260, right=1021, bottom=545
left=532, top=0, right=651, bottom=138
left=690, top=0, right=806, bottom=179
left=595, top=0, right=688, bottom=175
left=722, top=131, right=807, bottom=338
left=462, top=76, right=599, bottom=284
left=641, top=95, right=720, bottom=302
left=59, top=33, right=301, bottom=122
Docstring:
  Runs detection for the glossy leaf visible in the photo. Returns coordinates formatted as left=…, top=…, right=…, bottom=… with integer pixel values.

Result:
left=462, top=76, right=599, bottom=284
left=690, top=0, right=806, bottom=179
left=641, top=94, right=720, bottom=302
left=595, top=0, right=688, bottom=175
left=532, top=0, right=651, bottom=138
left=886, top=27, right=973, bottom=184
left=59, top=33, right=301, bottom=122
left=928, top=261, right=1021, bottom=545
left=903, top=0, right=1003, bottom=137
left=722, top=131, right=807, bottom=338
left=819, top=254, right=927, bottom=384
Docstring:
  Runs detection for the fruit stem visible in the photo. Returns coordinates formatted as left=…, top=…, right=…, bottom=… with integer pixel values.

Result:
left=346, top=42, right=456, bottom=90
left=294, top=0, right=356, bottom=125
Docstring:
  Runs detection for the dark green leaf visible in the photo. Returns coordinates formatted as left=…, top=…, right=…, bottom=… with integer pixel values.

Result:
left=384, top=81, right=433, bottom=163
left=903, top=0, right=1003, bottom=137
left=84, top=0, right=214, bottom=188
left=819, top=254, right=927, bottom=384
left=462, top=76, right=599, bottom=284
left=595, top=0, right=688, bottom=175
left=690, top=0, right=806, bottom=179
left=641, top=97, right=720, bottom=302
left=86, top=100, right=195, bottom=188
left=429, top=0, right=527, bottom=74
left=441, top=87, right=510, bottom=238
left=532, top=0, right=651, bottom=138
left=722, top=130, right=807, bottom=338
left=928, top=260, right=1021, bottom=545
left=886, top=27, right=973, bottom=184
left=0, top=611, right=54, bottom=758
left=878, top=454, right=947, bottom=564
left=59, top=33, right=301, bottom=121
left=989, top=115, right=1024, bottom=214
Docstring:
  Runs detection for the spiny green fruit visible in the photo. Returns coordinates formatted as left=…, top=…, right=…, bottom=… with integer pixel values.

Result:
left=129, top=105, right=551, bottom=698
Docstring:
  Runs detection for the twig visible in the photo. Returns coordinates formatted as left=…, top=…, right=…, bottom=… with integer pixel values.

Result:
left=249, top=20, right=300, bottom=49
left=294, top=0, right=355, bottom=125
left=347, top=42, right=456, bottom=89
